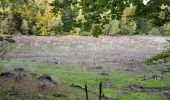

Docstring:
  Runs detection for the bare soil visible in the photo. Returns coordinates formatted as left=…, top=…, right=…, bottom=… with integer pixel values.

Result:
left=0, top=70, right=66, bottom=100
left=10, top=35, right=168, bottom=72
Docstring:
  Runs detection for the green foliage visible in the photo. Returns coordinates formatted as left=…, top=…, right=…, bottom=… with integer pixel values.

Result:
left=144, top=48, right=170, bottom=64
left=1, top=59, right=170, bottom=99
left=0, top=87, right=14, bottom=100
left=122, top=4, right=136, bottom=17
left=161, top=22, right=170, bottom=35
left=70, top=27, right=81, bottom=35
left=0, top=1, right=14, bottom=34
left=148, top=27, right=161, bottom=35
left=120, top=17, right=137, bottom=35
left=136, top=18, right=149, bottom=34
left=144, top=47, right=170, bottom=75
left=135, top=0, right=170, bottom=26
left=159, top=66, right=170, bottom=74
left=91, top=24, right=102, bottom=37
left=21, top=19, right=29, bottom=34
left=1, top=0, right=170, bottom=36
left=0, top=36, right=15, bottom=60
left=0, top=0, right=62, bottom=35
left=52, top=0, right=136, bottom=36
left=119, top=4, right=137, bottom=35
left=103, top=19, right=120, bottom=35
left=9, top=0, right=16, bottom=3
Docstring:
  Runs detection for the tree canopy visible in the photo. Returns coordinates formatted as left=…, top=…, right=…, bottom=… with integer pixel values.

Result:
left=0, top=0, right=170, bottom=36
left=51, top=0, right=170, bottom=37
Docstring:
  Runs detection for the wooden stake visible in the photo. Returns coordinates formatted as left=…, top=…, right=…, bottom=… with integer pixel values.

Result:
left=85, top=84, right=88, bottom=100
left=99, top=82, right=102, bottom=100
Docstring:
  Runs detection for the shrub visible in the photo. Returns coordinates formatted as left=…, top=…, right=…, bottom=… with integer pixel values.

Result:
left=161, top=22, right=170, bottom=35
left=70, top=27, right=81, bottom=35
left=10, top=0, right=62, bottom=36
left=120, top=17, right=137, bottom=35
left=148, top=27, right=161, bottom=35
left=122, top=4, right=136, bottom=17
left=144, top=48, right=170, bottom=64
left=0, top=4, right=14, bottom=34
left=136, top=18, right=154, bottom=34
left=21, top=19, right=29, bottom=34
left=80, top=32, right=92, bottom=36
left=103, top=19, right=120, bottom=35
left=0, top=18, right=11, bottom=34
left=91, top=24, right=102, bottom=37
left=0, top=36, right=15, bottom=60
left=119, top=4, right=137, bottom=35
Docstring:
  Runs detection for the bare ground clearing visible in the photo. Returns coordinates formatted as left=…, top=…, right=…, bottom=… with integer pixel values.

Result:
left=9, top=35, right=169, bottom=72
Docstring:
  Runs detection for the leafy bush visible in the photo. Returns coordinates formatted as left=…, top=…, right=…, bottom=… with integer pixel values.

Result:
left=148, top=28, right=161, bottom=35
left=0, top=0, right=62, bottom=36
left=103, top=19, right=120, bottom=36
left=0, top=18, right=13, bottom=34
left=136, top=18, right=154, bottom=34
left=161, top=22, right=170, bottom=35
left=122, top=4, right=136, bottom=17
left=0, top=36, right=15, bottom=60
left=144, top=48, right=170, bottom=64
left=1, top=0, right=170, bottom=36
left=70, top=27, right=81, bottom=35
left=80, top=32, right=92, bottom=36
left=21, top=19, right=29, bottom=34
left=91, top=24, right=102, bottom=37
left=120, top=17, right=137, bottom=35
left=0, top=3, right=14, bottom=34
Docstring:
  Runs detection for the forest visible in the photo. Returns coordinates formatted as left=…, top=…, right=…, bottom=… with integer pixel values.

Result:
left=0, top=0, right=170, bottom=36
left=0, top=0, right=170, bottom=100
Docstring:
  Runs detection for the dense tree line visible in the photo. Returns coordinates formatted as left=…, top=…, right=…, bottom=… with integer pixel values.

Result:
left=0, top=0, right=62, bottom=35
left=0, top=0, right=170, bottom=37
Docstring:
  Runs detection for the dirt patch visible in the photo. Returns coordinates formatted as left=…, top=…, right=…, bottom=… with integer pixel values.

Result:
left=38, top=74, right=57, bottom=86
left=0, top=71, right=64, bottom=99
left=128, top=85, right=170, bottom=94
left=0, top=72, right=15, bottom=78
left=128, top=85, right=145, bottom=92
left=37, top=74, right=61, bottom=96
left=14, top=68, right=25, bottom=72
left=103, top=81, right=114, bottom=88
left=14, top=79, right=40, bottom=93
left=15, top=79, right=61, bottom=93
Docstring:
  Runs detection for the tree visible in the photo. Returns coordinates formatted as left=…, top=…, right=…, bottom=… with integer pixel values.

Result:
left=52, top=0, right=130, bottom=37
left=0, top=0, right=62, bottom=35
left=1, top=0, right=170, bottom=36
left=135, top=0, right=170, bottom=26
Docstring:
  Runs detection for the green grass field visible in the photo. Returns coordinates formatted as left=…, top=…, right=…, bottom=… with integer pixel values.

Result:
left=0, top=60, right=169, bottom=100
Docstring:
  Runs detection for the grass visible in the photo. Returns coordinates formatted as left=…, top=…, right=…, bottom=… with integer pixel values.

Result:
left=0, top=60, right=170, bottom=99
left=1, top=35, right=170, bottom=99
left=0, top=60, right=145, bottom=88
left=113, top=93, right=164, bottom=100
left=103, top=88, right=165, bottom=100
